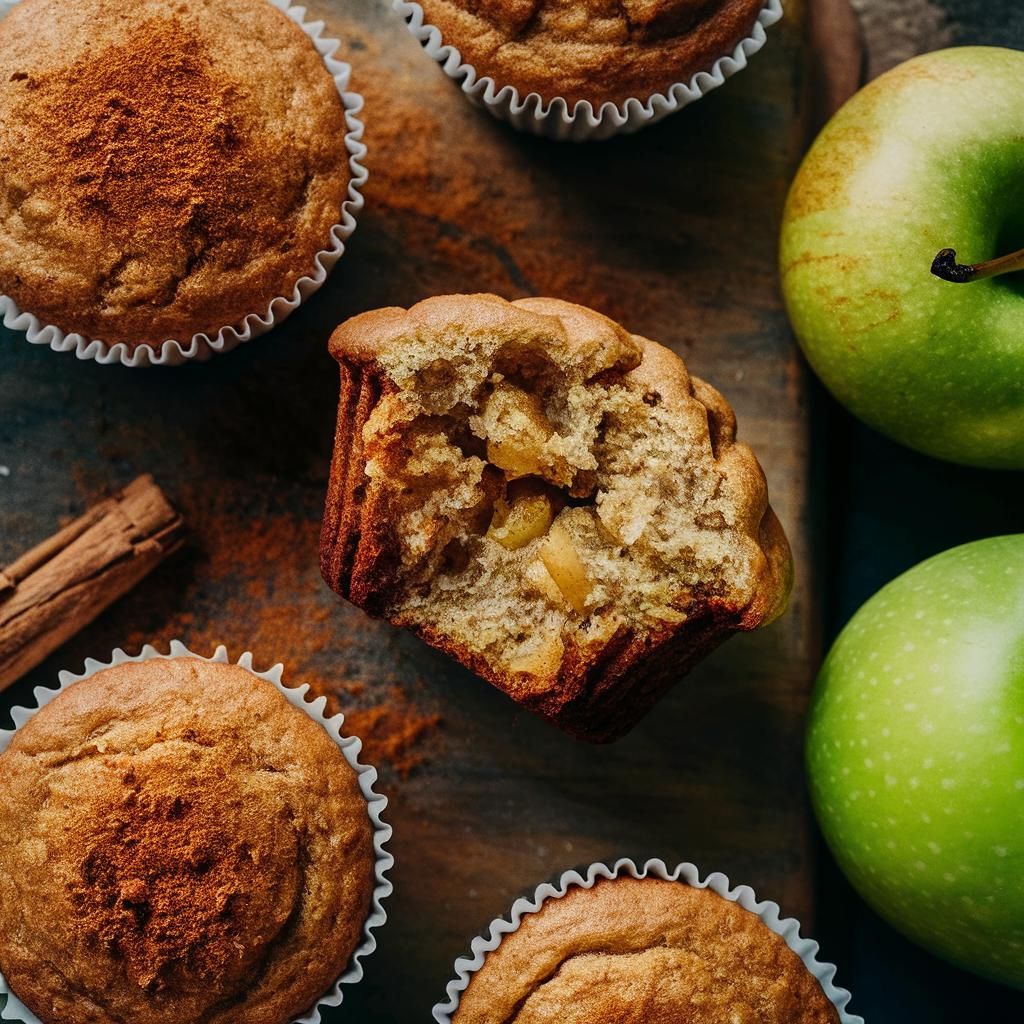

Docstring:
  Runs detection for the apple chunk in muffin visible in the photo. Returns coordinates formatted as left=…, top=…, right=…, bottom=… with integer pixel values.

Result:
left=320, top=294, right=791, bottom=741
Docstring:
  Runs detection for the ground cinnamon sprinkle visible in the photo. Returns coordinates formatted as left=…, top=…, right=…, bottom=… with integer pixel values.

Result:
left=78, top=463, right=445, bottom=780
left=71, top=787, right=252, bottom=991
left=343, top=690, right=443, bottom=776
left=39, top=18, right=250, bottom=233
left=343, top=28, right=625, bottom=318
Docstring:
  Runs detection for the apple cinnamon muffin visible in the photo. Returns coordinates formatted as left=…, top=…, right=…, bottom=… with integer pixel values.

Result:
left=412, top=0, right=771, bottom=106
left=450, top=875, right=841, bottom=1023
left=0, top=0, right=352, bottom=350
left=0, top=657, right=376, bottom=1024
left=320, top=295, right=791, bottom=741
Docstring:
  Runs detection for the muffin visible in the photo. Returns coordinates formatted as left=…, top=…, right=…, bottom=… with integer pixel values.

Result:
left=447, top=873, right=842, bottom=1023
left=0, top=0, right=354, bottom=353
left=320, top=294, right=791, bottom=741
left=0, top=656, right=377, bottom=1024
left=407, top=0, right=773, bottom=107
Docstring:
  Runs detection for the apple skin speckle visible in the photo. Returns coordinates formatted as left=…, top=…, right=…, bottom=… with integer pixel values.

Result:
left=807, top=536, right=1024, bottom=990
left=780, top=46, right=1024, bottom=469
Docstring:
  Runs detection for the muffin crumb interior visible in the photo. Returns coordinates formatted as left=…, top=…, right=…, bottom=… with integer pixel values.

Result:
left=360, top=309, right=772, bottom=696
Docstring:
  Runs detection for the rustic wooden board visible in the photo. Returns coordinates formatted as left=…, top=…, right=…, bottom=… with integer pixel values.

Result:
left=0, top=0, right=860, bottom=1019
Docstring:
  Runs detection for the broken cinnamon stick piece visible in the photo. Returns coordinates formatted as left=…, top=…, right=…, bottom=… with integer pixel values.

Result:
left=0, top=474, right=184, bottom=691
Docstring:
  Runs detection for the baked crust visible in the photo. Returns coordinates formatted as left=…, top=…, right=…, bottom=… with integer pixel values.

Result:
left=0, top=0, right=350, bottom=349
left=451, top=876, right=841, bottom=1023
left=320, top=294, right=792, bottom=741
left=415, top=0, right=768, bottom=106
left=0, top=658, right=375, bottom=1024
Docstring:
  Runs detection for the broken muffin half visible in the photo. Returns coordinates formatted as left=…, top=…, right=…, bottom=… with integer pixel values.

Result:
left=320, top=294, right=792, bottom=741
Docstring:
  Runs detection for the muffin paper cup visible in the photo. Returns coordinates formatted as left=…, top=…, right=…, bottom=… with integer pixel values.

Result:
left=393, top=0, right=783, bottom=141
left=432, top=857, right=862, bottom=1023
left=0, top=0, right=368, bottom=367
left=0, top=640, right=393, bottom=1024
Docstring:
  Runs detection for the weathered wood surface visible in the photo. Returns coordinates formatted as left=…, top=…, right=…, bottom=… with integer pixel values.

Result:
left=0, top=0, right=860, bottom=1018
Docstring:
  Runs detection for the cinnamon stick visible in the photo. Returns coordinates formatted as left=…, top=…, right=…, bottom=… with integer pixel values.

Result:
left=0, top=475, right=184, bottom=690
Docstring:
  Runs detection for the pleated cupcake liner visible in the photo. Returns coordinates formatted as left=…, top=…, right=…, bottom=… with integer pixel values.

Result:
left=432, top=857, right=862, bottom=1023
left=0, top=0, right=368, bottom=366
left=393, top=0, right=783, bottom=141
left=0, top=640, right=394, bottom=1024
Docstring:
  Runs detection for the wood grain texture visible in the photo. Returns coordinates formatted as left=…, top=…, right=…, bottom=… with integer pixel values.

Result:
left=809, top=0, right=866, bottom=125
left=0, top=0, right=861, bottom=1019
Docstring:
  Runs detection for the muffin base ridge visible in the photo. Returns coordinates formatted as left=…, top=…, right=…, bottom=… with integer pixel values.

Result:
left=0, top=0, right=368, bottom=367
left=392, top=0, right=783, bottom=141
left=0, top=640, right=393, bottom=1024
left=432, top=858, right=861, bottom=1023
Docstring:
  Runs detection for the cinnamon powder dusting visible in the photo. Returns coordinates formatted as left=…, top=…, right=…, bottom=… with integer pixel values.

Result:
left=39, top=18, right=251, bottom=232
left=70, top=785, right=284, bottom=993
left=102, top=472, right=443, bottom=780
left=347, top=31, right=622, bottom=319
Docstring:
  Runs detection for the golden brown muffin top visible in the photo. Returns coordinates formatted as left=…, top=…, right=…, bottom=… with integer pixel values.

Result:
left=0, top=658, right=375, bottom=1024
left=416, top=0, right=769, bottom=105
left=0, top=0, right=351, bottom=350
left=453, top=876, right=840, bottom=1023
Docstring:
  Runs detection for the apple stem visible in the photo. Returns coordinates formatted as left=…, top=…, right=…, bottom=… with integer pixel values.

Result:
left=931, top=245, right=1024, bottom=283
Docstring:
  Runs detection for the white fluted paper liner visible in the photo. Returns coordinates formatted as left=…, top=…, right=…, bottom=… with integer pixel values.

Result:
left=0, top=640, right=393, bottom=1024
left=432, top=857, right=862, bottom=1023
left=394, top=0, right=783, bottom=141
left=0, top=0, right=368, bottom=366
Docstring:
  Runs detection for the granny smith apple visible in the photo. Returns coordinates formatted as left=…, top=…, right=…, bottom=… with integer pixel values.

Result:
left=781, top=47, right=1024, bottom=468
left=807, top=536, right=1024, bottom=988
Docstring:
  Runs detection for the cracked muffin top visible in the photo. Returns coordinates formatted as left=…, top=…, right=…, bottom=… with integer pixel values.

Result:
left=416, top=0, right=769, bottom=106
left=0, top=657, right=375, bottom=1024
left=452, top=876, right=841, bottom=1023
left=0, top=0, right=351, bottom=349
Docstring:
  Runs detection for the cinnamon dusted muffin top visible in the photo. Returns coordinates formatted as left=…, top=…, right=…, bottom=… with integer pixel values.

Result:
left=416, top=0, right=769, bottom=106
left=0, top=658, right=375, bottom=1024
left=452, top=876, right=841, bottom=1023
left=0, top=0, right=351, bottom=349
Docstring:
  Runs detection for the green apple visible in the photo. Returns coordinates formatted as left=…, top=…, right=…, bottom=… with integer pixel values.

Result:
left=807, top=536, right=1024, bottom=988
left=781, top=47, right=1024, bottom=468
